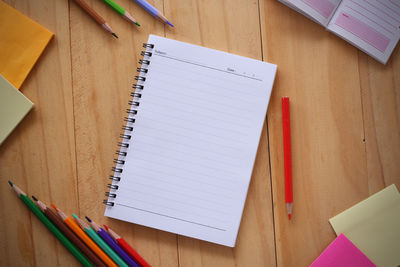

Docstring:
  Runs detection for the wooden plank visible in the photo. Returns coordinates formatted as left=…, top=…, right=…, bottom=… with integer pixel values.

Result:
left=163, top=1, right=277, bottom=266
left=0, top=0, right=76, bottom=266
left=70, top=0, right=178, bottom=266
left=259, top=0, right=378, bottom=265
left=358, top=49, right=400, bottom=192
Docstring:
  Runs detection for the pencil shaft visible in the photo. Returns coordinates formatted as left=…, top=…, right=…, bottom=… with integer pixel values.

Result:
left=282, top=97, right=293, bottom=219
left=72, top=0, right=118, bottom=36
left=104, top=223, right=150, bottom=267
left=43, top=208, right=106, bottom=267
left=73, top=0, right=105, bottom=24
left=101, top=0, right=125, bottom=15
left=18, top=195, right=92, bottom=267
left=282, top=97, right=293, bottom=203
left=85, top=227, right=129, bottom=267
left=132, top=0, right=172, bottom=26
left=98, top=228, right=139, bottom=267
left=117, top=238, right=151, bottom=267
left=63, top=217, right=118, bottom=267
left=133, top=0, right=159, bottom=17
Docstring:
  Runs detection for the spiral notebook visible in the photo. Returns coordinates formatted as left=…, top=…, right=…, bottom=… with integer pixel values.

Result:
left=104, top=35, right=277, bottom=247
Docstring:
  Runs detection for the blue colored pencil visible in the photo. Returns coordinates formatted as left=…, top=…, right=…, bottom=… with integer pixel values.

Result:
left=86, top=217, right=140, bottom=267
left=132, top=0, right=174, bottom=27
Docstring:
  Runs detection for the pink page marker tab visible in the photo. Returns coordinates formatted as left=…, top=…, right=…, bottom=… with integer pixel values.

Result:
left=310, top=234, right=376, bottom=267
left=335, top=12, right=390, bottom=52
left=301, top=0, right=335, bottom=18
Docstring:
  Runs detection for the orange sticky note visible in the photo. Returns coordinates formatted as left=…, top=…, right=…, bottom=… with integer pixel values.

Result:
left=0, top=1, right=53, bottom=89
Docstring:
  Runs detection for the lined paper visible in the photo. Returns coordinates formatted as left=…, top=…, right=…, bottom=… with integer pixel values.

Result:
left=105, top=35, right=277, bottom=247
left=328, top=0, right=400, bottom=64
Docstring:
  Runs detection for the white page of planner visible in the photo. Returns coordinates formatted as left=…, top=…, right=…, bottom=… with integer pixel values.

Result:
left=328, top=0, right=400, bottom=64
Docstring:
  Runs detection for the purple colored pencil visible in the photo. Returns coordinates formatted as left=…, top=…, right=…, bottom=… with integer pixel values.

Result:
left=86, top=217, right=139, bottom=267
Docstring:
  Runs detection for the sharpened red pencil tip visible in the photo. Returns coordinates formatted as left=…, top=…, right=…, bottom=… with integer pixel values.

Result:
left=51, top=204, right=58, bottom=211
left=288, top=214, right=291, bottom=220
left=103, top=225, right=109, bottom=230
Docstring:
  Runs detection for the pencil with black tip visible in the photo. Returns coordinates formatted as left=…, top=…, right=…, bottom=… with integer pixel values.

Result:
left=7, top=181, right=93, bottom=267
left=73, top=214, right=128, bottom=267
left=31, top=196, right=106, bottom=267
left=73, top=0, right=118, bottom=38
left=51, top=204, right=117, bottom=267
left=104, top=225, right=151, bottom=267
left=87, top=217, right=139, bottom=267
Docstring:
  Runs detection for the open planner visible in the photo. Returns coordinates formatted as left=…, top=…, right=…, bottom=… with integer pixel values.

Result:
left=104, top=35, right=277, bottom=247
left=279, top=0, right=400, bottom=64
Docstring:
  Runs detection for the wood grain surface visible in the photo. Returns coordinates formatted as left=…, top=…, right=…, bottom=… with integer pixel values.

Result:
left=0, top=0, right=399, bottom=266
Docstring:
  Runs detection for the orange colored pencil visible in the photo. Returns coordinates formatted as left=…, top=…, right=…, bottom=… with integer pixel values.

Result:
left=51, top=204, right=117, bottom=267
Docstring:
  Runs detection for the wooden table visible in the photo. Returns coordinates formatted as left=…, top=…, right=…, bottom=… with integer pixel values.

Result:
left=1, top=0, right=399, bottom=266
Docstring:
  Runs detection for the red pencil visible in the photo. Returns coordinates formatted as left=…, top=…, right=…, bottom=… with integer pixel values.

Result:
left=282, top=97, right=293, bottom=220
left=103, top=225, right=151, bottom=267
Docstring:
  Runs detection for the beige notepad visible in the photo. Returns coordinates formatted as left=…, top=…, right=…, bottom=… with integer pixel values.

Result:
left=0, top=74, right=33, bottom=145
left=329, top=184, right=400, bottom=267
left=0, top=1, right=53, bottom=89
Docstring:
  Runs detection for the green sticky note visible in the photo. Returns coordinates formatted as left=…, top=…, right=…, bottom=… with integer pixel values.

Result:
left=0, top=74, right=33, bottom=145
left=329, top=184, right=400, bottom=267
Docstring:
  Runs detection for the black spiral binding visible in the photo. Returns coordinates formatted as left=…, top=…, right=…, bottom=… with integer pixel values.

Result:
left=103, top=43, right=154, bottom=207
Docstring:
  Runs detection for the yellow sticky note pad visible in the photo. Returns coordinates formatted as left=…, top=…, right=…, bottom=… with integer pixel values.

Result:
left=0, top=1, right=53, bottom=89
left=329, top=184, right=400, bottom=267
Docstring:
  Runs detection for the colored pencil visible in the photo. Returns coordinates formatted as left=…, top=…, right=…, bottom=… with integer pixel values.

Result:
left=104, top=225, right=151, bottom=267
left=7, top=182, right=93, bottom=267
left=132, top=0, right=173, bottom=27
left=86, top=217, right=140, bottom=267
left=73, top=215, right=129, bottom=267
left=51, top=204, right=117, bottom=267
left=72, top=0, right=118, bottom=38
left=31, top=197, right=106, bottom=267
left=282, top=97, right=293, bottom=220
left=100, top=0, right=140, bottom=26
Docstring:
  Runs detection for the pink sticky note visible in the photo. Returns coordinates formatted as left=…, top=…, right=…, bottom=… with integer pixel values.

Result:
left=310, top=234, right=376, bottom=267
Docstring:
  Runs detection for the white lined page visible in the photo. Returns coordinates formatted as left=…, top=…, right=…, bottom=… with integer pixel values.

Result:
left=327, top=0, right=400, bottom=64
left=105, top=35, right=277, bottom=247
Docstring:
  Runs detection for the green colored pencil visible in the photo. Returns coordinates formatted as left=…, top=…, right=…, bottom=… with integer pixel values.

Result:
left=73, top=214, right=129, bottom=267
left=100, top=0, right=140, bottom=26
left=8, top=181, right=93, bottom=267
